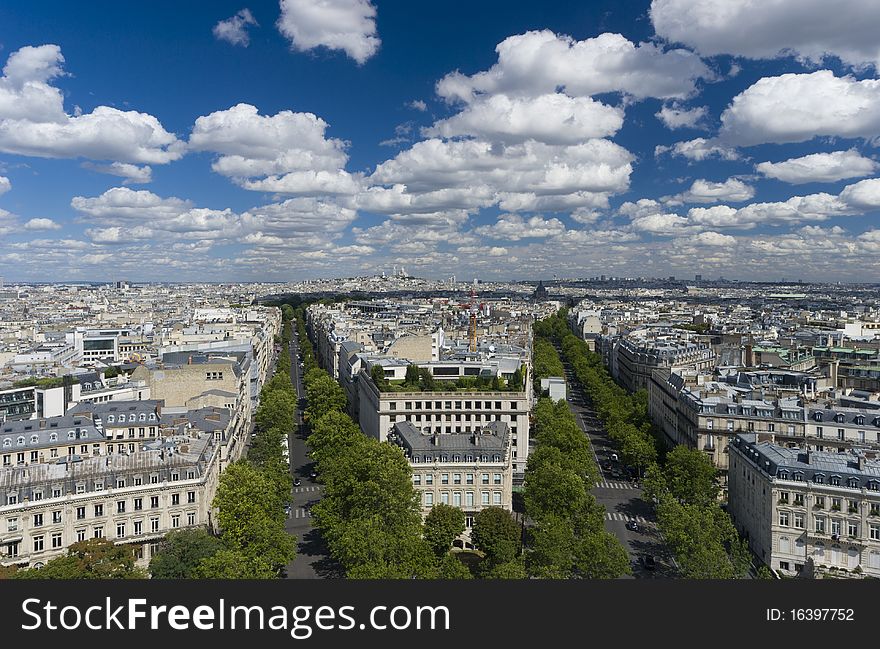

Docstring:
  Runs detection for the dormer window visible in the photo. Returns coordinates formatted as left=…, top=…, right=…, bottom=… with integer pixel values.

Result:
left=835, top=413, right=845, bottom=423
left=830, top=476, right=841, bottom=486
left=855, top=415, right=865, bottom=425
left=107, top=415, right=114, bottom=423
left=16, top=436, right=24, bottom=445
left=30, top=435, right=38, bottom=444
left=67, top=431, right=75, bottom=440
left=129, top=414, right=136, bottom=422
left=814, top=474, right=825, bottom=484
left=139, top=413, right=146, bottom=421
left=49, top=433, right=57, bottom=442
left=847, top=478, right=859, bottom=489
left=814, top=412, right=823, bottom=422
left=793, top=472, right=804, bottom=482
left=149, top=413, right=156, bottom=421
left=869, top=481, right=880, bottom=492
left=778, top=470, right=789, bottom=480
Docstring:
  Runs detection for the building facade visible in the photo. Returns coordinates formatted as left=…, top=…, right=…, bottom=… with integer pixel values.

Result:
left=729, top=433, right=880, bottom=578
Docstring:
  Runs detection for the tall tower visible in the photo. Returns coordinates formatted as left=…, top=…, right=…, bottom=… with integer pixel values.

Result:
left=468, top=288, right=478, bottom=353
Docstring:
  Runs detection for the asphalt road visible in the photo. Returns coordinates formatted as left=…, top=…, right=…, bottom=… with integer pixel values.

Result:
left=283, top=330, right=338, bottom=579
left=560, top=363, right=677, bottom=578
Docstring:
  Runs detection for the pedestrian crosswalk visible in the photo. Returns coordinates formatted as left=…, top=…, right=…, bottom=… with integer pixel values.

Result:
left=293, top=486, right=322, bottom=493
left=292, top=508, right=312, bottom=519
left=595, top=480, right=639, bottom=490
left=604, top=512, right=647, bottom=522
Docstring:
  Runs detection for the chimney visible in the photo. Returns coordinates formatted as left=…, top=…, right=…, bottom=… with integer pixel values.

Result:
left=188, top=355, right=192, bottom=365
left=432, top=433, right=439, bottom=446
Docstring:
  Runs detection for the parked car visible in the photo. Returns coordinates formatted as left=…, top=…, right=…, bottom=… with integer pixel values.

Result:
left=609, top=452, right=619, bottom=462
left=625, top=520, right=640, bottom=532
left=294, top=478, right=301, bottom=487
left=642, top=555, right=657, bottom=570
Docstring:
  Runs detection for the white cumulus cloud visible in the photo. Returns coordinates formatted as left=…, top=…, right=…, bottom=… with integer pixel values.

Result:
left=651, top=0, right=880, bottom=69
left=756, top=149, right=878, bottom=184
left=277, top=0, right=380, bottom=64
left=213, top=8, right=259, bottom=47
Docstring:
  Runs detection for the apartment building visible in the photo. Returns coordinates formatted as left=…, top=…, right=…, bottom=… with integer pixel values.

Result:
left=649, top=369, right=880, bottom=496
left=729, top=433, right=880, bottom=579
left=0, top=430, right=221, bottom=569
left=358, top=365, right=530, bottom=474
left=389, top=420, right=513, bottom=548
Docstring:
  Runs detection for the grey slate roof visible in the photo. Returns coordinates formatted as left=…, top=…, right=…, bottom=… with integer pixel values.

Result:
left=732, top=434, right=880, bottom=488
left=390, top=420, right=508, bottom=462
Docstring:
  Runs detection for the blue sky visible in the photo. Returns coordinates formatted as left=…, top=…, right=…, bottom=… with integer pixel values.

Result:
left=1, top=0, right=880, bottom=282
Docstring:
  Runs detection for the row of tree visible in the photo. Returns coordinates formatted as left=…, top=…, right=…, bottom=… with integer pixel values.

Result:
left=544, top=311, right=751, bottom=578
left=148, top=305, right=299, bottom=578
left=532, top=337, right=565, bottom=394
left=643, top=447, right=751, bottom=578
left=525, top=322, right=630, bottom=578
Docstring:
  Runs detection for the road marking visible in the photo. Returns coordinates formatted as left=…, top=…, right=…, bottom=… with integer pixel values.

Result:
left=595, top=480, right=638, bottom=490
left=605, top=513, right=648, bottom=522
left=294, top=508, right=312, bottom=519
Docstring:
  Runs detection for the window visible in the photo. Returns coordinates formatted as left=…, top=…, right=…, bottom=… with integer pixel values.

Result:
left=171, top=515, right=180, bottom=529
left=870, top=524, right=880, bottom=541
left=494, top=473, right=502, bottom=485
left=6, top=518, right=17, bottom=532
left=453, top=492, right=462, bottom=507
left=33, top=535, right=44, bottom=553
left=466, top=473, right=474, bottom=485
left=816, top=427, right=823, bottom=438
left=95, top=481, right=103, bottom=491
left=493, top=492, right=502, bottom=505
left=76, top=529, right=86, bottom=543
left=831, top=519, right=841, bottom=536
left=838, top=429, right=845, bottom=440
left=52, top=510, right=62, bottom=524
left=150, top=496, right=159, bottom=509
left=33, top=513, right=43, bottom=527
left=779, top=511, right=790, bottom=527
left=481, top=473, right=489, bottom=485
left=76, top=507, right=86, bottom=520
left=150, top=518, right=160, bottom=533
left=453, top=473, right=461, bottom=485
left=481, top=491, right=490, bottom=505
left=424, top=492, right=434, bottom=506
left=794, top=494, right=804, bottom=507
left=51, top=533, right=62, bottom=549
left=794, top=513, right=804, bottom=529
left=441, top=492, right=449, bottom=505
left=94, top=504, right=104, bottom=517
left=815, top=516, right=825, bottom=534
left=466, top=492, right=474, bottom=507
left=134, top=498, right=143, bottom=511
left=187, top=491, right=195, bottom=504
left=848, top=521, right=859, bottom=537
left=187, top=512, right=196, bottom=526
left=116, top=523, right=126, bottom=538
left=413, top=474, right=422, bottom=485
left=171, top=494, right=180, bottom=506
left=116, top=478, right=125, bottom=489
left=424, top=474, right=433, bottom=485
left=441, top=474, right=449, bottom=486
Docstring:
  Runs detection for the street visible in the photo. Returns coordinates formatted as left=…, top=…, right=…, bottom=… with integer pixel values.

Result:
left=283, top=327, right=337, bottom=579
left=561, top=364, right=676, bottom=578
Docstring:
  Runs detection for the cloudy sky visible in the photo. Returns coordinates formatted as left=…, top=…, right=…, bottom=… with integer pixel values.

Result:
left=2, top=0, right=880, bottom=282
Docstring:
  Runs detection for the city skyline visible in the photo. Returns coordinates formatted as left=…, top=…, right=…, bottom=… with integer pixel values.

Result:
left=2, top=1, right=880, bottom=283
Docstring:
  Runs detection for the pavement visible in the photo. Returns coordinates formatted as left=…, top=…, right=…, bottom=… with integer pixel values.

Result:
left=282, top=330, right=339, bottom=579
left=560, top=361, right=677, bottom=579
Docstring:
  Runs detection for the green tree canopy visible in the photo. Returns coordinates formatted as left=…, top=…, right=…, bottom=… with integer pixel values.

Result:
left=471, top=507, right=520, bottom=566
left=148, top=528, right=223, bottom=579
left=423, top=503, right=466, bottom=557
